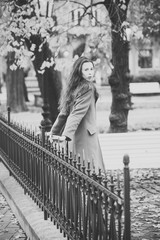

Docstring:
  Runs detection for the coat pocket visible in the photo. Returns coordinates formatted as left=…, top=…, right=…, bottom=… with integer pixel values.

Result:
left=87, top=124, right=97, bottom=135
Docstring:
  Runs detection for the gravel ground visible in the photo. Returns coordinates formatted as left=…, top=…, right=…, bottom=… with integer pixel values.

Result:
left=111, top=168, right=160, bottom=240
left=130, top=169, right=160, bottom=240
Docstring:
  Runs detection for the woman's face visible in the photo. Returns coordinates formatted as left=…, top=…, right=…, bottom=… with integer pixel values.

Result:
left=81, top=62, right=94, bottom=81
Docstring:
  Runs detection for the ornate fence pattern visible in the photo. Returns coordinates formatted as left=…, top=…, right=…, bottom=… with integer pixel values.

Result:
left=0, top=108, right=131, bottom=240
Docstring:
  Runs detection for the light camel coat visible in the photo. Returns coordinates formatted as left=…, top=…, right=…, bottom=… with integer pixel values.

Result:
left=50, top=81, right=105, bottom=174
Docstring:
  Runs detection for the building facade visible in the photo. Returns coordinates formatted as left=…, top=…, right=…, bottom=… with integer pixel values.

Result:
left=129, top=37, right=160, bottom=76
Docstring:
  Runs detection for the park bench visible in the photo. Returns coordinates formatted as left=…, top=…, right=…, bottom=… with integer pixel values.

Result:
left=130, top=82, right=160, bottom=96
left=25, top=76, right=40, bottom=93
left=25, top=77, right=42, bottom=106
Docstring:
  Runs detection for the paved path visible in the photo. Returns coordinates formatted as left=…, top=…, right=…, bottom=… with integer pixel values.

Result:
left=0, top=191, right=27, bottom=240
left=99, top=131, right=160, bottom=170
left=0, top=163, right=66, bottom=240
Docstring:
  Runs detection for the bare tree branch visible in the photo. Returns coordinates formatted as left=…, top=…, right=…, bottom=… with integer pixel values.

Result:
left=68, top=0, right=86, bottom=8
left=70, top=0, right=105, bottom=10
left=125, top=0, right=130, bottom=6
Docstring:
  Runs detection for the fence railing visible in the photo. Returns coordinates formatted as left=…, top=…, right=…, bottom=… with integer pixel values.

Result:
left=0, top=108, right=131, bottom=240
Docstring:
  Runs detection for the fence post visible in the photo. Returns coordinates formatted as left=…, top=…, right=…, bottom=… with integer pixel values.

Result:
left=123, top=154, right=131, bottom=240
left=41, top=125, right=48, bottom=220
left=7, top=106, right=12, bottom=176
left=7, top=106, right=11, bottom=124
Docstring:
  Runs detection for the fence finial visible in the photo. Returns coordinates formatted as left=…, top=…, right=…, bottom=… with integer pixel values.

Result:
left=123, top=154, right=130, bottom=166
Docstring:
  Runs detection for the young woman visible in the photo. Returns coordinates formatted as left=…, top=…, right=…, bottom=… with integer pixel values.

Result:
left=49, top=56, right=105, bottom=174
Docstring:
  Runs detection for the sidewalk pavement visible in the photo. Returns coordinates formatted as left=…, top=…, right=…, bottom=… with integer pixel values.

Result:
left=99, top=130, right=160, bottom=170
left=0, top=190, right=27, bottom=240
left=0, top=162, right=67, bottom=240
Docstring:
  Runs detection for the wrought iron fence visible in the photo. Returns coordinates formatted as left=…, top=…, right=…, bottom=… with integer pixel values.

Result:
left=0, top=107, right=131, bottom=240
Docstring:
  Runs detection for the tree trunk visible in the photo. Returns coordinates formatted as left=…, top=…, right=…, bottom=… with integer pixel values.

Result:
left=26, top=36, right=62, bottom=126
left=108, top=30, right=131, bottom=133
left=104, top=0, right=131, bottom=133
left=6, top=52, right=27, bottom=113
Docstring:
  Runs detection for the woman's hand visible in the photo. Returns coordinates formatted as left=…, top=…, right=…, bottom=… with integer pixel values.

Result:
left=47, top=133, right=66, bottom=143
left=56, top=136, right=66, bottom=142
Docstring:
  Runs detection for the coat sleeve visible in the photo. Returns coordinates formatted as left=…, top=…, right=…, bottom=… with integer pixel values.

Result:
left=62, top=87, right=92, bottom=140
left=50, top=108, right=68, bottom=136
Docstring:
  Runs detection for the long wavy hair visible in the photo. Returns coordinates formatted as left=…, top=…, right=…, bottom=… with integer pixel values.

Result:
left=59, top=56, right=94, bottom=111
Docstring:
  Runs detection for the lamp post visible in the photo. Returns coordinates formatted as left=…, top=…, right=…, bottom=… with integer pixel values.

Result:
left=39, top=0, right=53, bottom=132
left=125, top=27, right=132, bottom=75
left=125, top=27, right=132, bottom=107
left=40, top=71, right=52, bottom=132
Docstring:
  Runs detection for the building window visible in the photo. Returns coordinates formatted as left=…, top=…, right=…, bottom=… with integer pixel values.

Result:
left=71, top=8, right=100, bottom=27
left=71, top=9, right=82, bottom=26
left=78, top=11, right=81, bottom=25
left=94, top=10, right=98, bottom=26
left=71, top=10, right=74, bottom=22
left=138, top=49, right=152, bottom=68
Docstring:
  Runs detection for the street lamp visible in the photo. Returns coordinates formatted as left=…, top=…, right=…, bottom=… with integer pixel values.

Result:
left=38, top=0, right=54, bottom=132
left=125, top=26, right=132, bottom=71
left=40, top=70, right=52, bottom=132
left=125, top=27, right=133, bottom=108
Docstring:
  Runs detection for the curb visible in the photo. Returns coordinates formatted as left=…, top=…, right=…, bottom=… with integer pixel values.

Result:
left=0, top=162, right=66, bottom=240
